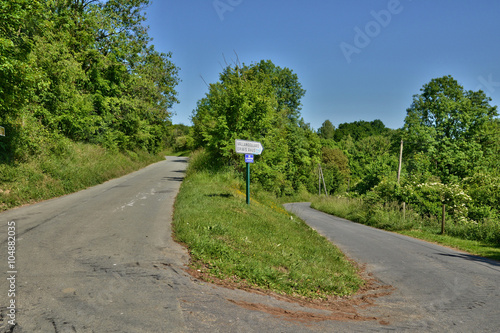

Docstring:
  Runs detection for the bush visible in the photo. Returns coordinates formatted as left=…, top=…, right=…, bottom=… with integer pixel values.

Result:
left=311, top=194, right=500, bottom=246
left=173, top=135, right=194, bottom=152
left=400, top=181, right=471, bottom=223
left=463, top=173, right=500, bottom=220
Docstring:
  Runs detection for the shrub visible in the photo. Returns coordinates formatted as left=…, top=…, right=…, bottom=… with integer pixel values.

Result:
left=401, top=181, right=471, bottom=223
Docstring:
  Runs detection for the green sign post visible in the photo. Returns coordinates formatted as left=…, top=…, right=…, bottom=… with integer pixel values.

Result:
left=235, top=140, right=263, bottom=205
left=244, top=154, right=253, bottom=204
left=246, top=158, right=251, bottom=204
left=0, top=126, right=4, bottom=136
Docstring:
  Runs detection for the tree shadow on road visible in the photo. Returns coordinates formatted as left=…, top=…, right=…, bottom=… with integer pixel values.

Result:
left=436, top=252, right=500, bottom=270
left=163, top=176, right=185, bottom=182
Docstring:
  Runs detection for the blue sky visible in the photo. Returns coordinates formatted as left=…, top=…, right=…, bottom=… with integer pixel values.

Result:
left=145, top=0, right=500, bottom=130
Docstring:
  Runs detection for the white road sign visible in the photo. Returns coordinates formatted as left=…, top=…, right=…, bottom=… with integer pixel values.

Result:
left=235, top=139, right=263, bottom=155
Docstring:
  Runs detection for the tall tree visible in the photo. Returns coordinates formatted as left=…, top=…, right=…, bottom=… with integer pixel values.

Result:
left=0, top=0, right=42, bottom=118
left=0, top=0, right=47, bottom=159
left=403, top=75, right=498, bottom=182
left=318, top=120, right=335, bottom=140
left=192, top=60, right=317, bottom=195
left=27, top=0, right=178, bottom=153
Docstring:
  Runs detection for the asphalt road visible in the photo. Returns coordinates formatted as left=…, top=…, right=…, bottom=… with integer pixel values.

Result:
left=2, top=157, right=499, bottom=332
left=284, top=202, right=500, bottom=332
left=0, top=157, right=388, bottom=333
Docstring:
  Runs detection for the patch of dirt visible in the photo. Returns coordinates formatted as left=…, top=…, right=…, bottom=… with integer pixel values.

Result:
left=184, top=262, right=394, bottom=324
left=227, top=299, right=373, bottom=323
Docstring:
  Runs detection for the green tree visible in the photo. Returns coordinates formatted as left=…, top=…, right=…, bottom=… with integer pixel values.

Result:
left=403, top=75, right=498, bottom=182
left=0, top=0, right=42, bottom=118
left=243, top=59, right=306, bottom=121
left=334, top=119, right=388, bottom=142
left=192, top=60, right=317, bottom=195
left=3, top=0, right=180, bottom=156
left=320, top=147, right=350, bottom=194
left=318, top=120, right=335, bottom=140
left=286, top=119, right=321, bottom=193
left=474, top=118, right=500, bottom=176
left=0, top=0, right=48, bottom=160
left=192, top=63, right=278, bottom=159
left=350, top=135, right=397, bottom=194
left=167, top=124, right=194, bottom=152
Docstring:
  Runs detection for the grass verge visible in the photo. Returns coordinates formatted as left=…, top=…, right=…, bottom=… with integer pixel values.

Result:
left=311, top=196, right=500, bottom=261
left=0, top=139, right=166, bottom=211
left=173, top=155, right=364, bottom=299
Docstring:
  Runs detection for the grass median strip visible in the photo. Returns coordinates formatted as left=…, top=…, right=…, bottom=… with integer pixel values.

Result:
left=173, top=170, right=364, bottom=299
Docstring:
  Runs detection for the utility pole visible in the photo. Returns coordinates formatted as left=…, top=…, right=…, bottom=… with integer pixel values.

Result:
left=397, top=139, right=403, bottom=183
left=318, top=164, right=328, bottom=196
left=318, top=165, right=321, bottom=195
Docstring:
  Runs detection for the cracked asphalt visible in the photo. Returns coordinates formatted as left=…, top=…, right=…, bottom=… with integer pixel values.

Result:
left=2, top=157, right=499, bottom=332
left=0, top=157, right=378, bottom=333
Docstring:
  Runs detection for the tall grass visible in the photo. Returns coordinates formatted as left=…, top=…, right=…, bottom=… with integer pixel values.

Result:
left=311, top=196, right=500, bottom=260
left=312, top=196, right=432, bottom=231
left=0, top=139, right=165, bottom=211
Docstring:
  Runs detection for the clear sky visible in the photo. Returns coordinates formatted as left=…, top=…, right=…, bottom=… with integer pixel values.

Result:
left=144, top=0, right=500, bottom=130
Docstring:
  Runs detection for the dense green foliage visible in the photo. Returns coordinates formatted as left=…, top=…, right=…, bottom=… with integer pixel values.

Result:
left=311, top=196, right=500, bottom=260
left=403, top=75, right=498, bottom=183
left=191, top=67, right=499, bottom=243
left=192, top=60, right=320, bottom=195
left=3, top=0, right=497, bottom=249
left=166, top=123, right=194, bottom=153
left=333, top=119, right=390, bottom=142
left=314, top=76, right=500, bottom=244
left=319, top=119, right=399, bottom=195
left=0, top=137, right=166, bottom=211
left=397, top=76, right=499, bottom=224
left=0, top=0, right=179, bottom=162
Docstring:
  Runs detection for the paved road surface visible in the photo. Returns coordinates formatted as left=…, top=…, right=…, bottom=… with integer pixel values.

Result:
left=2, top=157, right=499, bottom=332
left=284, top=202, right=500, bottom=332
left=0, top=158, right=393, bottom=333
